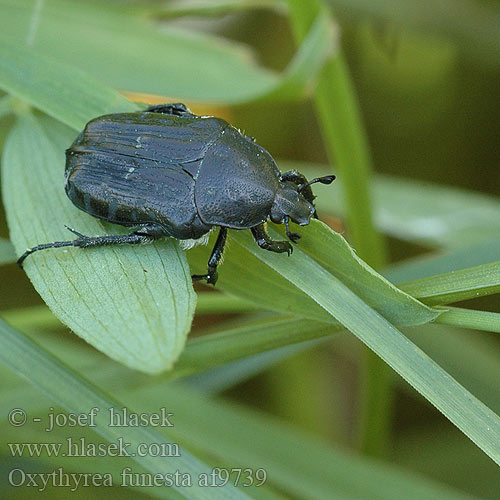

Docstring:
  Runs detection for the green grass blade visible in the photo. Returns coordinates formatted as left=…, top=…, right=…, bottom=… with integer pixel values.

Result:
left=286, top=5, right=385, bottom=267
left=285, top=0, right=389, bottom=457
left=384, top=236, right=500, bottom=283
left=152, top=0, right=286, bottom=18
left=0, top=39, right=136, bottom=130
left=188, top=221, right=438, bottom=327
left=404, top=324, right=500, bottom=416
left=0, top=0, right=275, bottom=103
left=2, top=113, right=195, bottom=373
left=125, top=384, right=483, bottom=500
left=1, top=292, right=258, bottom=332
left=174, top=315, right=334, bottom=379
left=184, top=338, right=329, bottom=393
left=285, top=162, right=500, bottom=249
left=434, top=307, right=500, bottom=334
left=0, top=0, right=333, bottom=103
left=326, top=0, right=500, bottom=66
left=369, top=176, right=500, bottom=249
left=262, top=6, right=337, bottom=100
left=2, top=307, right=335, bottom=394
left=227, top=228, right=500, bottom=466
left=1, top=304, right=61, bottom=330
left=400, top=261, right=500, bottom=305
left=0, top=362, right=483, bottom=500
left=0, top=93, right=14, bottom=119
left=195, top=292, right=259, bottom=314
left=0, top=319, right=253, bottom=500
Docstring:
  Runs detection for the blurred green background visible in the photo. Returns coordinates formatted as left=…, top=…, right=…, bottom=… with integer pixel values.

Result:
left=1, top=0, right=499, bottom=499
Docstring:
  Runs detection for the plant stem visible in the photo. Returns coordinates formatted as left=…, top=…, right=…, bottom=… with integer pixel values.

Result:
left=286, top=0, right=391, bottom=456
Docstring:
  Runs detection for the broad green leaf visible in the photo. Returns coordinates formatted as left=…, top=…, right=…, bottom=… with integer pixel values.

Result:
left=0, top=320, right=253, bottom=500
left=400, top=261, right=500, bottom=305
left=0, top=236, right=15, bottom=265
left=188, top=221, right=438, bottom=326
left=0, top=0, right=334, bottom=103
left=1, top=113, right=195, bottom=373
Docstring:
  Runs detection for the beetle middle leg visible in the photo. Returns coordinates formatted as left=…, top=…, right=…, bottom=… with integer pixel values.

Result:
left=192, top=227, right=227, bottom=286
left=17, top=223, right=168, bottom=267
left=251, top=223, right=293, bottom=256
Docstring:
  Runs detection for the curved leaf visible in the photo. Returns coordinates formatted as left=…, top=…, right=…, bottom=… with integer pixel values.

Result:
left=188, top=220, right=439, bottom=326
left=222, top=226, right=500, bottom=466
left=2, top=113, right=196, bottom=373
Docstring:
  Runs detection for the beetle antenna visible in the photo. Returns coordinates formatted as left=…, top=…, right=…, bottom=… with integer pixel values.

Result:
left=297, top=174, right=335, bottom=193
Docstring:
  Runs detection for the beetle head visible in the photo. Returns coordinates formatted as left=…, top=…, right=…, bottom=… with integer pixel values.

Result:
left=271, top=182, right=315, bottom=226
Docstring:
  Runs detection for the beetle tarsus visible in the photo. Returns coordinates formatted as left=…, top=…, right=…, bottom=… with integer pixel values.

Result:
left=284, top=217, right=301, bottom=243
left=18, top=240, right=79, bottom=267
left=251, top=223, right=293, bottom=256
left=191, top=227, right=227, bottom=286
left=191, top=272, right=218, bottom=286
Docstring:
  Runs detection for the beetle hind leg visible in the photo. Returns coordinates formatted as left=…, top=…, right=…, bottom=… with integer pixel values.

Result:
left=146, top=103, right=193, bottom=117
left=251, top=223, right=293, bottom=256
left=17, top=223, right=168, bottom=267
left=192, top=227, right=227, bottom=286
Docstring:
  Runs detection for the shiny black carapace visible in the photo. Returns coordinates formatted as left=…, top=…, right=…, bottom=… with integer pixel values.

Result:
left=18, top=103, right=335, bottom=284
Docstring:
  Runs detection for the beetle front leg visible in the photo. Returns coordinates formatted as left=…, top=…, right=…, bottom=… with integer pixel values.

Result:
left=251, top=223, right=293, bottom=256
left=280, top=170, right=309, bottom=186
left=280, top=169, right=316, bottom=210
left=192, top=227, right=227, bottom=286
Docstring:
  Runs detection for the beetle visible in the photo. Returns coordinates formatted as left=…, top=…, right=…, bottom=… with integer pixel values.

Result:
left=17, top=103, right=335, bottom=285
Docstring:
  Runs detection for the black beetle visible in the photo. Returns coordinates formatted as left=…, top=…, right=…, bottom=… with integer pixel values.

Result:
left=18, top=103, right=335, bottom=284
